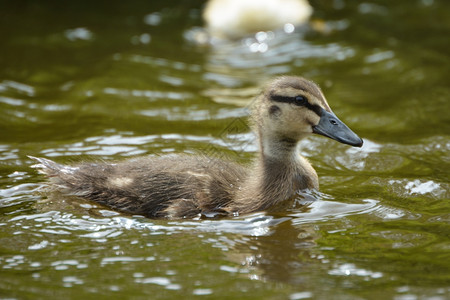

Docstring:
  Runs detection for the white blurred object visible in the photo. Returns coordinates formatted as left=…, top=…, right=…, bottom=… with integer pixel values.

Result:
left=203, top=0, right=313, bottom=39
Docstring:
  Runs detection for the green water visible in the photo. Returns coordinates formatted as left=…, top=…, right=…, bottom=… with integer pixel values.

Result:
left=1, top=0, right=449, bottom=299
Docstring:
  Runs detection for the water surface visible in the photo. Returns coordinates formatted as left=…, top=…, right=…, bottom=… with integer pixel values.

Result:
left=0, top=1, right=449, bottom=299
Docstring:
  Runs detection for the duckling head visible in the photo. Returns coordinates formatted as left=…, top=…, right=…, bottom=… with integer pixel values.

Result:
left=252, top=76, right=363, bottom=155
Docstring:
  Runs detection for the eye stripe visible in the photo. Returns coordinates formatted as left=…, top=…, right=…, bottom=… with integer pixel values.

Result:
left=270, top=94, right=323, bottom=116
left=307, top=103, right=323, bottom=116
left=270, top=95, right=296, bottom=104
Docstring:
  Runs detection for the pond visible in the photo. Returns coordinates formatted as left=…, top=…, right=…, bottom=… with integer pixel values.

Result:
left=0, top=0, right=449, bottom=299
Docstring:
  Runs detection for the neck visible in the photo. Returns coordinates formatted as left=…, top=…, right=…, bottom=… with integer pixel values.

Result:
left=261, top=134, right=298, bottom=162
left=257, top=124, right=307, bottom=162
left=229, top=130, right=318, bottom=214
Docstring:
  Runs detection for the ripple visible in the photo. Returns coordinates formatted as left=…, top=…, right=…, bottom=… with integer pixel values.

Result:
left=387, top=179, right=447, bottom=199
left=101, top=256, right=145, bottom=265
left=365, top=50, right=395, bottom=64
left=404, top=180, right=443, bottom=195
left=0, top=183, right=41, bottom=208
left=143, top=12, right=162, bottom=26
left=173, top=213, right=291, bottom=236
left=329, top=263, right=383, bottom=278
left=103, top=87, right=191, bottom=101
left=370, top=229, right=436, bottom=249
left=290, top=292, right=313, bottom=300
left=0, top=80, right=35, bottom=97
left=140, top=106, right=247, bottom=121
left=135, top=275, right=182, bottom=290
left=193, top=288, right=213, bottom=296
left=62, top=276, right=84, bottom=287
left=290, top=199, right=379, bottom=226
left=64, top=27, right=93, bottom=41
left=28, top=240, right=50, bottom=250
left=37, top=131, right=256, bottom=158
left=371, top=204, right=421, bottom=220
left=119, top=54, right=202, bottom=73
left=0, top=96, right=26, bottom=106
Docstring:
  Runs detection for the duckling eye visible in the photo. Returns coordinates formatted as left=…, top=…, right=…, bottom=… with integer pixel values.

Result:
left=294, top=95, right=308, bottom=106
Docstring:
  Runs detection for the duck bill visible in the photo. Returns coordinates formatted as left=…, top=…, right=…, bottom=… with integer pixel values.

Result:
left=312, top=109, right=363, bottom=147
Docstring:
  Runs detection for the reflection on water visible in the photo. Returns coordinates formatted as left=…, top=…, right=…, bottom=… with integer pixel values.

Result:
left=198, top=29, right=356, bottom=105
left=1, top=183, right=381, bottom=294
left=0, top=0, right=449, bottom=299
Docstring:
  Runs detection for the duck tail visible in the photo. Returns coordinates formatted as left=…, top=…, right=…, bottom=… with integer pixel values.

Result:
left=28, top=155, right=85, bottom=192
left=29, top=156, right=107, bottom=199
left=28, top=156, right=75, bottom=177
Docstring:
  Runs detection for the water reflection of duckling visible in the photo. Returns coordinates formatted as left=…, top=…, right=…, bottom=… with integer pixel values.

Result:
left=203, top=0, right=313, bottom=40
left=30, top=76, right=362, bottom=219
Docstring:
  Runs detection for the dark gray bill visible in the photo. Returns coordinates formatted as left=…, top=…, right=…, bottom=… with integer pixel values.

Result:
left=312, top=109, right=363, bottom=147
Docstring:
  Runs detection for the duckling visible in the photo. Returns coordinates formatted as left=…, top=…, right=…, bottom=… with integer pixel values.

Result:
left=30, top=76, right=362, bottom=219
left=203, top=0, right=313, bottom=40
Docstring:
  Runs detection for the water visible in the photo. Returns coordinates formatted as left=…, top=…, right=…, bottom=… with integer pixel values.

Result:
left=1, top=0, right=449, bottom=299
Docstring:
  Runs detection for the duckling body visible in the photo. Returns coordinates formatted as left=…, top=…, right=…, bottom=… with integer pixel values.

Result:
left=31, top=76, right=363, bottom=219
left=32, top=155, right=246, bottom=218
